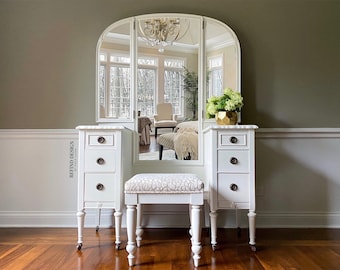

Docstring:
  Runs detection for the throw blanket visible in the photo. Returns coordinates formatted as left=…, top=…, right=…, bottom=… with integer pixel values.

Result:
left=173, top=127, right=198, bottom=160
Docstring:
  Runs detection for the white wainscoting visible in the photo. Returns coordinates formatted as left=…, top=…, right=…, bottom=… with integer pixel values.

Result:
left=0, top=128, right=339, bottom=228
left=255, top=128, right=340, bottom=228
left=0, top=129, right=79, bottom=227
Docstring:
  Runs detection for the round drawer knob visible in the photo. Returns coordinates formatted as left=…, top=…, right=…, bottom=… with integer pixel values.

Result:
left=230, top=183, right=238, bottom=191
left=97, top=136, right=106, bottom=144
left=96, top=183, right=104, bottom=191
left=97, top=158, right=105, bottom=165
left=230, top=157, right=238, bottom=165
left=230, top=136, right=238, bottom=143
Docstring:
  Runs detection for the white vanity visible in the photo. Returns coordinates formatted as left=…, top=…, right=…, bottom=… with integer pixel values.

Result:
left=204, top=125, right=258, bottom=250
left=75, top=13, right=258, bottom=254
left=76, top=126, right=132, bottom=250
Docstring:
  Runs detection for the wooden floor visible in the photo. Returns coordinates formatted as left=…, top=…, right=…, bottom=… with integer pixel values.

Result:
left=139, top=135, right=158, bottom=154
left=0, top=228, right=340, bottom=269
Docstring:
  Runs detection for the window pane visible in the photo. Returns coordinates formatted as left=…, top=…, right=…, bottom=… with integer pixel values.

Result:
left=210, top=57, right=222, bottom=68
left=137, top=68, right=156, bottom=117
left=164, top=58, right=184, bottom=68
left=110, top=55, right=131, bottom=64
left=100, top=53, right=107, bottom=62
left=109, top=66, right=131, bottom=118
left=210, top=69, right=223, bottom=96
left=138, top=57, right=157, bottom=66
left=99, top=65, right=106, bottom=108
left=208, top=56, right=223, bottom=96
left=164, top=69, right=181, bottom=115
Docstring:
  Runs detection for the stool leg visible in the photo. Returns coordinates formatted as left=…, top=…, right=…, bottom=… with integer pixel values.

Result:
left=136, top=204, right=144, bottom=247
left=191, top=205, right=202, bottom=268
left=159, top=145, right=163, bottom=160
left=126, top=205, right=137, bottom=266
left=114, top=210, right=122, bottom=249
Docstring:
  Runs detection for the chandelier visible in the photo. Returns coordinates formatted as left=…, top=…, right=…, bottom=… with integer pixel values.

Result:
left=138, top=17, right=190, bottom=52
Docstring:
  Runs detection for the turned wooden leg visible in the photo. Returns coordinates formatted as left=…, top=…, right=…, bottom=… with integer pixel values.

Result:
left=96, top=207, right=101, bottom=232
left=191, top=205, right=202, bottom=268
left=114, top=210, right=122, bottom=249
left=188, top=204, right=192, bottom=240
left=136, top=204, right=144, bottom=247
left=248, top=210, right=256, bottom=251
left=126, top=205, right=137, bottom=266
left=76, top=209, right=85, bottom=250
left=209, top=210, right=218, bottom=250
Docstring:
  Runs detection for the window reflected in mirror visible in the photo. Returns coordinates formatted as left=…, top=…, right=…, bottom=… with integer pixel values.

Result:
left=98, top=19, right=132, bottom=120
left=205, top=19, right=239, bottom=100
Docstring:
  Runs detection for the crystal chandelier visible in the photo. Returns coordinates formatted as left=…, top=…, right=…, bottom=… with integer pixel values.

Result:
left=138, top=17, right=189, bottom=52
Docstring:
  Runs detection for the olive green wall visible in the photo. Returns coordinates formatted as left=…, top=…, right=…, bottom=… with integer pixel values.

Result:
left=1, top=0, right=339, bottom=128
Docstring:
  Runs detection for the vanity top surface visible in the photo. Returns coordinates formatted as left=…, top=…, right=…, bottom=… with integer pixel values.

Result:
left=203, top=125, right=258, bottom=133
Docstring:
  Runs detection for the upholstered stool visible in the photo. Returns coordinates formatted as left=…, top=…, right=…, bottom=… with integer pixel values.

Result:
left=158, top=133, right=176, bottom=160
left=125, top=173, right=204, bottom=267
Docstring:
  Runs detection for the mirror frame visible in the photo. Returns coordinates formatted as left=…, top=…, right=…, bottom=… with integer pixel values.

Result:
left=95, top=13, right=241, bottom=165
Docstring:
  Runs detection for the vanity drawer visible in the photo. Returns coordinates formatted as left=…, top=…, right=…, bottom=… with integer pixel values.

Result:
left=84, top=149, right=116, bottom=172
left=217, top=150, right=249, bottom=173
left=84, top=173, right=116, bottom=202
left=87, top=133, right=115, bottom=147
left=218, top=132, right=247, bottom=148
left=217, top=174, right=249, bottom=207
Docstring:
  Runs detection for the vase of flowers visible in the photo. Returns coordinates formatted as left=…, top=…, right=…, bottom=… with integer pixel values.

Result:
left=206, top=88, right=243, bottom=125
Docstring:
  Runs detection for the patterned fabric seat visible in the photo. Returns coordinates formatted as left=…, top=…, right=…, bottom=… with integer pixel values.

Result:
left=124, top=173, right=204, bottom=193
left=158, top=133, right=176, bottom=160
left=158, top=133, right=175, bottom=150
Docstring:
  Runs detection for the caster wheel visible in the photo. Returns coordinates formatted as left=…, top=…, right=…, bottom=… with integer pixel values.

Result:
left=115, top=244, right=120, bottom=250
left=250, top=245, right=256, bottom=252
left=96, top=226, right=99, bottom=232
left=212, top=244, right=217, bottom=251
left=77, top=243, right=83, bottom=250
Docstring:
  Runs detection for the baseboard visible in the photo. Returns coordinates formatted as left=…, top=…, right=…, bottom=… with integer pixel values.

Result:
left=256, top=211, right=340, bottom=228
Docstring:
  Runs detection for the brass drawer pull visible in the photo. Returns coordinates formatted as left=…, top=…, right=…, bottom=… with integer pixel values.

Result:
left=97, top=136, right=106, bottom=144
left=230, top=136, right=238, bottom=143
left=230, top=157, right=238, bottom=165
left=96, top=183, right=104, bottom=191
left=97, top=158, right=105, bottom=165
left=230, top=183, right=238, bottom=191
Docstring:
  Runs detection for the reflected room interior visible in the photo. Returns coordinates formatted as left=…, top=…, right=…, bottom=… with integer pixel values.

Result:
left=96, top=14, right=240, bottom=162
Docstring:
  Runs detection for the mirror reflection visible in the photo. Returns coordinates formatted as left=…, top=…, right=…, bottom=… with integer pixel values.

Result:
left=96, top=14, right=240, bottom=162
left=137, top=15, right=200, bottom=161
left=98, top=19, right=132, bottom=120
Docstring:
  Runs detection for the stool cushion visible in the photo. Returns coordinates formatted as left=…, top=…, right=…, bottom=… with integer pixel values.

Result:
left=158, top=133, right=176, bottom=150
left=125, top=173, right=204, bottom=194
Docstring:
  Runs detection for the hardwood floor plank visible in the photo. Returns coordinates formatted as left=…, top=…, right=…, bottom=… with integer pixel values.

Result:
left=0, top=245, right=49, bottom=270
left=0, top=228, right=339, bottom=269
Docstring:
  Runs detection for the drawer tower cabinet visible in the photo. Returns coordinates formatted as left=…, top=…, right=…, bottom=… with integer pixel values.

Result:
left=76, top=125, right=132, bottom=250
left=204, top=125, right=258, bottom=251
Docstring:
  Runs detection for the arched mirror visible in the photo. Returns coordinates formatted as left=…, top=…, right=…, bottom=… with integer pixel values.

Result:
left=96, top=14, right=240, bottom=163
